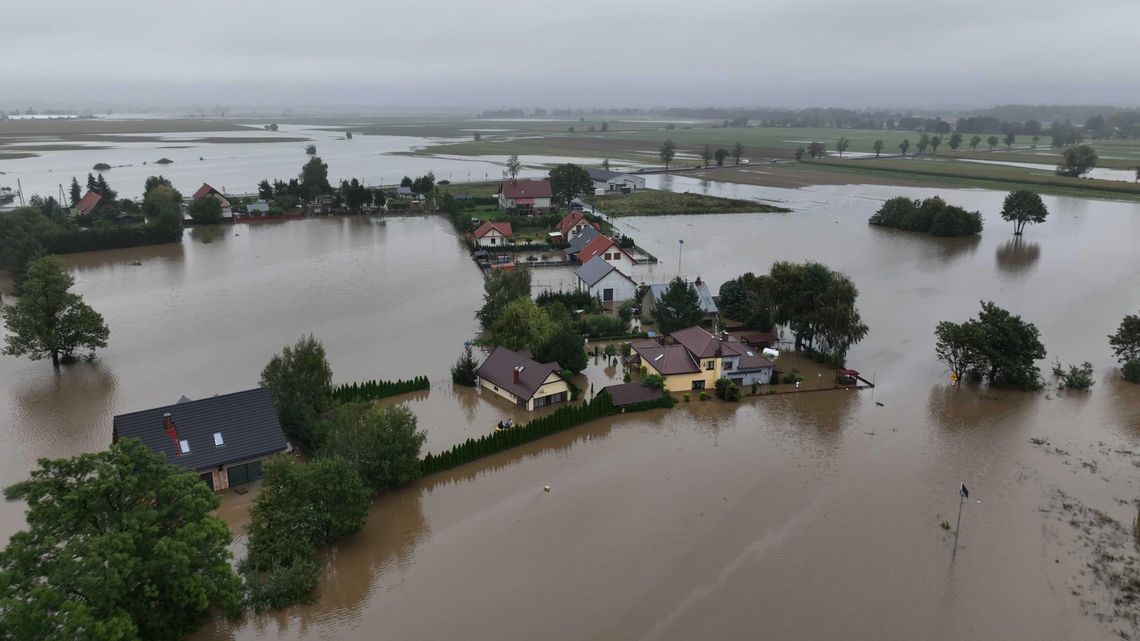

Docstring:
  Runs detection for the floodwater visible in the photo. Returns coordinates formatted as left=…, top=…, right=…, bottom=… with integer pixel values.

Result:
left=0, top=125, right=616, bottom=200
left=957, top=157, right=1138, bottom=182
left=0, top=181, right=1138, bottom=640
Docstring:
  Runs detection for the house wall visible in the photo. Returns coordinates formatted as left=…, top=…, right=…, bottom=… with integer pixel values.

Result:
left=642, top=359, right=720, bottom=393
left=586, top=270, right=638, bottom=303
left=732, top=368, right=774, bottom=385
left=476, top=229, right=508, bottom=248
left=600, top=249, right=635, bottom=276
left=479, top=376, right=521, bottom=406
left=527, top=373, right=570, bottom=411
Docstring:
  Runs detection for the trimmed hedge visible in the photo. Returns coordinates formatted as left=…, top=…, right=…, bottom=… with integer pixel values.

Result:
left=330, top=376, right=430, bottom=403
left=421, top=390, right=669, bottom=475
left=40, top=224, right=182, bottom=254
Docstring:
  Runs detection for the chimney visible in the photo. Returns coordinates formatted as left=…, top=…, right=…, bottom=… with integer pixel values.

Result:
left=163, top=412, right=181, bottom=455
left=513, top=367, right=521, bottom=384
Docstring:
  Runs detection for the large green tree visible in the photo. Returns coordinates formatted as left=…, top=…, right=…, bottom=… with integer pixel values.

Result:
left=0, top=440, right=242, bottom=640
left=659, top=140, right=675, bottom=170
left=836, top=137, right=850, bottom=157
left=188, top=197, right=223, bottom=224
left=935, top=301, right=1046, bottom=389
left=299, top=156, right=331, bottom=198
left=339, top=178, right=372, bottom=213
left=451, top=345, right=480, bottom=385
left=1057, top=144, right=1098, bottom=177
left=654, top=277, right=704, bottom=335
left=534, top=325, right=589, bottom=373
left=320, top=403, right=426, bottom=492
left=1000, top=190, right=1048, bottom=236
left=477, top=266, right=532, bottom=329
left=2, top=255, right=109, bottom=367
left=260, top=334, right=334, bottom=454
left=732, top=142, right=744, bottom=165
left=141, top=184, right=182, bottom=220
left=489, top=297, right=556, bottom=351
left=548, top=164, right=593, bottom=203
left=1108, top=313, right=1140, bottom=380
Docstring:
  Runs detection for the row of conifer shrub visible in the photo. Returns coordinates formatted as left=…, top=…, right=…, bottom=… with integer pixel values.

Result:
left=330, top=376, right=430, bottom=403
left=420, top=390, right=673, bottom=475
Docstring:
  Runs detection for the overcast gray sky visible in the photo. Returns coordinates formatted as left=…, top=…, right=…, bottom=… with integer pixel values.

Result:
left=4, top=0, right=1139, bottom=109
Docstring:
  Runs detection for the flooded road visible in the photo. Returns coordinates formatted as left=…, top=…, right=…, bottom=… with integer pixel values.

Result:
left=1, top=182, right=1138, bottom=640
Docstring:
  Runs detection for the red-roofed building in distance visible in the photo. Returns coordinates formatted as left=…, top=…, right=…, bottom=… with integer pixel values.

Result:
left=556, top=210, right=592, bottom=239
left=192, top=183, right=233, bottom=219
left=497, top=179, right=552, bottom=213
left=74, top=190, right=104, bottom=217
left=473, top=220, right=513, bottom=248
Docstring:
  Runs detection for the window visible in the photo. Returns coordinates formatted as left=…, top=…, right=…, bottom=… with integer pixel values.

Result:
left=692, top=380, right=706, bottom=390
left=490, top=238, right=496, bottom=245
left=705, top=360, right=715, bottom=371
left=213, top=432, right=224, bottom=447
left=723, top=360, right=733, bottom=371
left=178, top=439, right=190, bottom=454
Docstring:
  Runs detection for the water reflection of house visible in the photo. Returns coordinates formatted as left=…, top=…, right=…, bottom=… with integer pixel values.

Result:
left=576, top=255, right=638, bottom=303
left=473, top=220, right=512, bottom=248
left=111, top=388, right=289, bottom=492
left=629, top=325, right=773, bottom=392
left=192, top=183, right=233, bottom=219
left=641, top=279, right=718, bottom=326
left=497, top=179, right=552, bottom=213
left=476, top=347, right=570, bottom=410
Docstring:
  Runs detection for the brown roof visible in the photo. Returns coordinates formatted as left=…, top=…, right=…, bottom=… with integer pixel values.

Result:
left=499, top=179, right=552, bottom=199
left=740, top=331, right=779, bottom=345
left=603, top=382, right=664, bottom=407
left=557, top=210, right=587, bottom=236
left=630, top=339, right=699, bottom=375
left=75, top=190, right=103, bottom=215
left=476, top=347, right=563, bottom=400
left=577, top=235, right=633, bottom=263
left=474, top=220, right=513, bottom=238
left=669, top=326, right=773, bottom=371
left=192, top=183, right=219, bottom=200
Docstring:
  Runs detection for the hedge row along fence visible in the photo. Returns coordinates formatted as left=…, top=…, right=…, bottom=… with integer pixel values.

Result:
left=420, top=391, right=674, bottom=476
left=41, top=225, right=182, bottom=254
left=330, top=376, right=430, bottom=403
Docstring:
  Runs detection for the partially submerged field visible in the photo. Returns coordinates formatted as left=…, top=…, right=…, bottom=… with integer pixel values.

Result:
left=584, top=188, right=789, bottom=216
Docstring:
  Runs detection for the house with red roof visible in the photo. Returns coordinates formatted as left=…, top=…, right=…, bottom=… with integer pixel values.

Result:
left=575, top=234, right=636, bottom=276
left=628, top=325, right=774, bottom=393
left=473, top=220, right=513, bottom=248
left=556, top=210, right=593, bottom=239
left=74, top=190, right=104, bottom=217
left=192, top=183, right=233, bottom=218
left=497, top=179, right=552, bottom=213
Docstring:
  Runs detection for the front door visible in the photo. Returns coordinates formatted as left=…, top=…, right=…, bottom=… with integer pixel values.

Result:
left=603, top=288, right=614, bottom=302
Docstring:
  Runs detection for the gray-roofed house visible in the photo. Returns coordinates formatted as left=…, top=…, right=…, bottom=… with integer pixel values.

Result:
left=476, top=347, right=571, bottom=410
left=112, top=388, right=289, bottom=491
left=641, top=278, right=719, bottom=326
left=587, top=168, right=646, bottom=193
left=576, top=255, right=638, bottom=303
left=564, top=224, right=601, bottom=259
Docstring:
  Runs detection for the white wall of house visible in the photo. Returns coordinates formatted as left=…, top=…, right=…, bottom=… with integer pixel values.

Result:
left=599, top=248, right=636, bottom=276
left=476, top=229, right=509, bottom=248
left=582, top=270, right=638, bottom=303
left=479, top=376, right=521, bottom=405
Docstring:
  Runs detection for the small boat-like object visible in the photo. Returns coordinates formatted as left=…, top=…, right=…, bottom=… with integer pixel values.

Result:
left=495, top=419, right=515, bottom=432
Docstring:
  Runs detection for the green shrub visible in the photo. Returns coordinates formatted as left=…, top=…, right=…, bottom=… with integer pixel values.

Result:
left=683, top=393, right=690, bottom=402
left=330, top=375, right=430, bottom=402
left=698, top=391, right=709, bottom=401
left=642, top=374, right=665, bottom=390
left=583, top=314, right=626, bottom=338
left=244, top=551, right=320, bottom=612
left=724, top=380, right=741, bottom=402
left=1124, top=360, right=1140, bottom=383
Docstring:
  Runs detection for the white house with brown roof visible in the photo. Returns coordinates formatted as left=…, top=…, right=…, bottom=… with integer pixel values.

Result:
left=473, top=221, right=513, bottom=248
left=476, top=347, right=570, bottom=410
left=192, top=183, right=233, bottom=219
left=629, top=326, right=773, bottom=393
left=576, top=235, right=636, bottom=276
left=498, top=179, right=553, bottom=213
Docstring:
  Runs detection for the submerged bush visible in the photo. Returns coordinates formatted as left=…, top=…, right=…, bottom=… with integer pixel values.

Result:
left=869, top=196, right=982, bottom=237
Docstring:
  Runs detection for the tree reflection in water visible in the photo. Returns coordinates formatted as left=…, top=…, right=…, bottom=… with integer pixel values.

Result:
left=995, top=238, right=1041, bottom=274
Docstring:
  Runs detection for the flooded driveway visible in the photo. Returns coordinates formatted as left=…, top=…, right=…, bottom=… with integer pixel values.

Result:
left=1, top=183, right=1138, bottom=640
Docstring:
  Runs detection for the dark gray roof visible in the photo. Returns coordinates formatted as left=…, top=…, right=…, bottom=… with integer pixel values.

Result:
left=645, top=282, right=718, bottom=314
left=112, top=388, right=288, bottom=472
left=565, top=225, right=600, bottom=256
left=629, top=339, right=699, bottom=375
left=576, top=255, right=616, bottom=287
left=476, top=347, right=564, bottom=400
left=603, top=382, right=664, bottom=406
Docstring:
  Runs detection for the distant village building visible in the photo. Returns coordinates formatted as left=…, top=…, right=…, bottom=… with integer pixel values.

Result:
left=628, top=326, right=774, bottom=393
left=575, top=255, right=638, bottom=303
left=556, top=210, right=593, bottom=239
left=497, top=179, right=553, bottom=213
left=563, top=225, right=601, bottom=260
left=74, top=190, right=104, bottom=217
left=587, top=168, right=646, bottom=194
left=192, top=183, right=233, bottom=219
left=246, top=200, right=270, bottom=215
left=641, top=278, right=719, bottom=326
left=476, top=347, right=570, bottom=410
left=473, top=220, right=513, bottom=248
left=111, top=388, right=290, bottom=492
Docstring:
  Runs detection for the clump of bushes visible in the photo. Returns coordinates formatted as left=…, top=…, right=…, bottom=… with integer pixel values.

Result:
left=714, top=377, right=741, bottom=402
left=330, top=376, right=429, bottom=402
left=1053, top=360, right=1095, bottom=391
left=869, top=196, right=983, bottom=237
left=1123, top=360, right=1140, bottom=383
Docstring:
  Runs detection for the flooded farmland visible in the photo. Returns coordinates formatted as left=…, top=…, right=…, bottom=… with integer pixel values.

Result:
left=1, top=182, right=1138, bottom=640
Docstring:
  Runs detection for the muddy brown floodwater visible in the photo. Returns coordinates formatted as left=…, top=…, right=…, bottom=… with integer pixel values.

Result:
left=1, top=182, right=1138, bottom=641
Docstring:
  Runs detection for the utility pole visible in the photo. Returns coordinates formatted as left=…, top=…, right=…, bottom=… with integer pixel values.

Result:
left=953, top=483, right=969, bottom=559
left=677, top=239, right=684, bottom=277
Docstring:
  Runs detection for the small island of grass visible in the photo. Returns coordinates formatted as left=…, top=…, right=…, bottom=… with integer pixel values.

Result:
left=584, top=188, right=789, bottom=217
left=869, top=196, right=982, bottom=237
left=92, top=162, right=111, bottom=171
left=155, top=157, right=173, bottom=164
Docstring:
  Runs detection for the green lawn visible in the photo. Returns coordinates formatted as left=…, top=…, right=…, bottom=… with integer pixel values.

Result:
left=583, top=189, right=789, bottom=217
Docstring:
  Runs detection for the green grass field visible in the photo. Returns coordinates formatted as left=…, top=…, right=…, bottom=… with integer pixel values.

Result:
left=584, top=188, right=789, bottom=217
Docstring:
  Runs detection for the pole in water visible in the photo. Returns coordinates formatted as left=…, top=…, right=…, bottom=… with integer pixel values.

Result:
left=953, top=482, right=969, bottom=558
